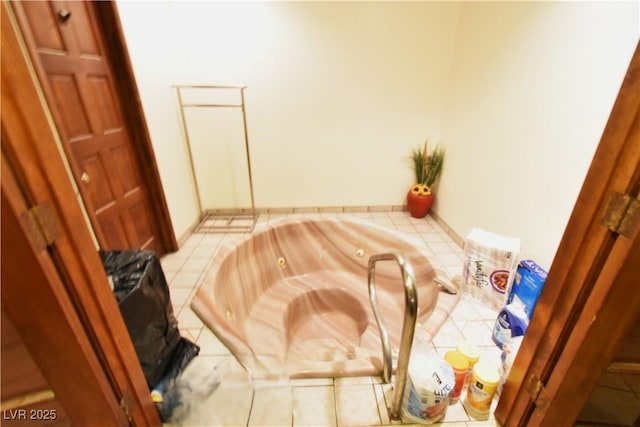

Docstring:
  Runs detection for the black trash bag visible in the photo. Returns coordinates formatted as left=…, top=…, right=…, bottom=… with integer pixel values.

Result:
left=99, top=250, right=184, bottom=388
left=159, top=336, right=201, bottom=383
left=152, top=337, right=201, bottom=422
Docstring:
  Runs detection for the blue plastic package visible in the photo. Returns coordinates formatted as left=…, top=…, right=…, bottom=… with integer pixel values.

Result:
left=508, top=260, right=547, bottom=318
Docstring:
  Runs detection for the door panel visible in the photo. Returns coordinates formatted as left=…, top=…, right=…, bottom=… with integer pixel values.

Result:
left=87, top=76, right=120, bottom=129
left=19, top=2, right=64, bottom=51
left=1, top=310, right=71, bottom=427
left=13, top=0, right=164, bottom=253
left=100, top=215, right=130, bottom=249
left=48, top=76, right=92, bottom=138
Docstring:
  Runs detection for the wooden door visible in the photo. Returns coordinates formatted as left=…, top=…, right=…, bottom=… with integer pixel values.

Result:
left=2, top=5, right=161, bottom=424
left=11, top=0, right=174, bottom=255
left=1, top=154, right=128, bottom=426
left=495, top=41, right=640, bottom=426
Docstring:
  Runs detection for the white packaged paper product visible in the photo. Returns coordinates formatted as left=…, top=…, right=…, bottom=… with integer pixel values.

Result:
left=497, top=335, right=523, bottom=396
left=402, top=355, right=454, bottom=424
left=461, top=228, right=520, bottom=311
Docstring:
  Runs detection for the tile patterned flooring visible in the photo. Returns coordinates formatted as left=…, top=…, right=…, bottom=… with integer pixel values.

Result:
left=160, top=211, right=503, bottom=426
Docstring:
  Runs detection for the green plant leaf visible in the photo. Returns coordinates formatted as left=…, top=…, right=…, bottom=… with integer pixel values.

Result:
left=408, top=140, right=445, bottom=188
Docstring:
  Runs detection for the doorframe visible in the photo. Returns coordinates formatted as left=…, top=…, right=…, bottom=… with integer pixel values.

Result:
left=1, top=5, right=161, bottom=425
left=495, top=41, right=640, bottom=426
left=94, top=1, right=177, bottom=255
left=2, top=152, right=130, bottom=426
left=10, top=0, right=178, bottom=256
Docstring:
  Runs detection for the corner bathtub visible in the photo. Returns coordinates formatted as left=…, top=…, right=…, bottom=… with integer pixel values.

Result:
left=191, top=217, right=460, bottom=379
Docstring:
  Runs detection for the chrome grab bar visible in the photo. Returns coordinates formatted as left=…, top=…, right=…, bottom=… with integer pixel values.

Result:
left=367, top=252, right=418, bottom=420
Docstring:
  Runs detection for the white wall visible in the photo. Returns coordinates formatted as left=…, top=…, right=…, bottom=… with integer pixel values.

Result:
left=437, top=1, right=638, bottom=270
left=116, top=1, right=461, bottom=238
left=117, top=1, right=638, bottom=268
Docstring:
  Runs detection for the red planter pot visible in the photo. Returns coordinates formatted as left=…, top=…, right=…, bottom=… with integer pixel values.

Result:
left=407, top=190, right=435, bottom=218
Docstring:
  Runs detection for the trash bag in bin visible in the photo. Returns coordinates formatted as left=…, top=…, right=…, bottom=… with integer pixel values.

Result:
left=99, top=250, right=198, bottom=389
left=152, top=337, right=202, bottom=422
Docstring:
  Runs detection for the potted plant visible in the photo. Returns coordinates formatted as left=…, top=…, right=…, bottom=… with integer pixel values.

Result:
left=407, top=141, right=445, bottom=218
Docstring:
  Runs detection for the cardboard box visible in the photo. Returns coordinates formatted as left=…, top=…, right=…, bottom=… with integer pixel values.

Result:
left=508, top=260, right=547, bottom=318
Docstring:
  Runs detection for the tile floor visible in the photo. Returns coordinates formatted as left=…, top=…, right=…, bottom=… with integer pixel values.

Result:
left=160, top=211, right=504, bottom=427
left=576, top=371, right=640, bottom=425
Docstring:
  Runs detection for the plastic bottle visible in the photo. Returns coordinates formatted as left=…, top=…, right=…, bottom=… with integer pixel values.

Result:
left=463, top=361, right=500, bottom=420
left=497, top=336, right=523, bottom=396
left=402, top=354, right=455, bottom=424
left=491, top=302, right=529, bottom=349
left=456, top=340, right=480, bottom=387
left=444, top=350, right=469, bottom=402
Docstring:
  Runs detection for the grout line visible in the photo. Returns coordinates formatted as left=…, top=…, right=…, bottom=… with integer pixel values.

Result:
left=333, top=381, right=339, bottom=427
left=246, top=387, right=256, bottom=427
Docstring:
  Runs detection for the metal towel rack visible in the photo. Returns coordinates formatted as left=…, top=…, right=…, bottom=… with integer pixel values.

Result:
left=367, top=252, right=418, bottom=420
left=174, top=85, right=257, bottom=233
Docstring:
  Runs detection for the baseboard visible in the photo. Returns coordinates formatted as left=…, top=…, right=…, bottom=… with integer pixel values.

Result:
left=202, top=205, right=408, bottom=215
left=429, top=209, right=464, bottom=249
left=178, top=205, right=465, bottom=251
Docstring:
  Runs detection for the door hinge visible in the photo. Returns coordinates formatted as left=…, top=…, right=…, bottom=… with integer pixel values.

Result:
left=525, top=373, right=550, bottom=411
left=600, top=191, right=640, bottom=239
left=119, top=395, right=134, bottom=426
left=20, top=202, right=60, bottom=251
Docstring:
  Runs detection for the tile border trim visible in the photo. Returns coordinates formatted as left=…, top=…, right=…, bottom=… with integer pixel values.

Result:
left=178, top=205, right=465, bottom=250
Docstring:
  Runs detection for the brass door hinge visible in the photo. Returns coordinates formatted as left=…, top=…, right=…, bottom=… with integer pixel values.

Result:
left=525, top=373, right=550, bottom=411
left=601, top=191, right=640, bottom=239
left=19, top=202, right=60, bottom=251
left=119, top=394, right=133, bottom=426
